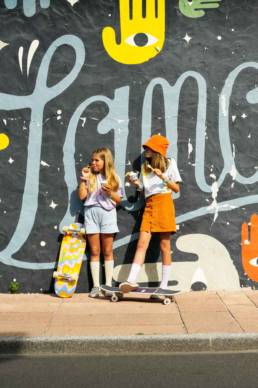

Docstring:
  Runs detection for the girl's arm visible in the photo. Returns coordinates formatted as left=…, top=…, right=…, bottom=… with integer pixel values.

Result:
left=101, top=184, right=122, bottom=205
left=109, top=190, right=122, bottom=205
left=163, top=179, right=180, bottom=193
left=78, top=165, right=91, bottom=201
left=153, top=168, right=180, bottom=193
left=78, top=179, right=88, bottom=201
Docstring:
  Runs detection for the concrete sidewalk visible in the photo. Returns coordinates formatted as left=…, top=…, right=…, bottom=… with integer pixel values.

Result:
left=0, top=290, right=258, bottom=354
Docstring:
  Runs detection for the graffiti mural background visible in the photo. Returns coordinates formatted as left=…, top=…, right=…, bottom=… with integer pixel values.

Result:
left=0, top=0, right=258, bottom=292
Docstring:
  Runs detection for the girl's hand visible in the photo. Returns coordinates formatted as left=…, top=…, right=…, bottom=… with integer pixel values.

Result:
left=127, top=177, right=141, bottom=186
left=125, top=172, right=139, bottom=185
left=153, top=168, right=163, bottom=178
left=101, top=183, right=112, bottom=196
left=80, top=166, right=90, bottom=181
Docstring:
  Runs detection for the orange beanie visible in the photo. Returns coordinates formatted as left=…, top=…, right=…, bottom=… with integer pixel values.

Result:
left=143, top=134, right=169, bottom=157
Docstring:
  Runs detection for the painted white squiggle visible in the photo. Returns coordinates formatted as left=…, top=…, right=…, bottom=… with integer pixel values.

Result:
left=0, top=41, right=9, bottom=50
left=18, top=47, right=24, bottom=73
left=230, top=164, right=237, bottom=180
left=188, top=138, right=193, bottom=158
left=208, top=180, right=219, bottom=222
left=27, top=40, right=39, bottom=76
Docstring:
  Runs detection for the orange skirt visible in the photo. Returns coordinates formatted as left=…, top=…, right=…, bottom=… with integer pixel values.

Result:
left=140, top=193, right=176, bottom=233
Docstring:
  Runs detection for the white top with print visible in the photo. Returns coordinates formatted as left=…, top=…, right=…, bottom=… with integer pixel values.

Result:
left=141, top=159, right=182, bottom=198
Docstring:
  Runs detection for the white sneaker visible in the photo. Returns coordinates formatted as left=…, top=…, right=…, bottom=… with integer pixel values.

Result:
left=119, top=281, right=139, bottom=293
left=89, top=287, right=101, bottom=298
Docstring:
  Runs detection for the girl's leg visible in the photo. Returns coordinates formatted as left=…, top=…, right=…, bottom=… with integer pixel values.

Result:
left=159, top=233, right=172, bottom=289
left=101, top=233, right=114, bottom=287
left=87, top=234, right=101, bottom=295
left=120, top=232, right=152, bottom=292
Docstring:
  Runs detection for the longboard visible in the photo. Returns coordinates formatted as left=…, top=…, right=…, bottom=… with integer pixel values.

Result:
left=53, top=223, right=86, bottom=298
left=100, top=285, right=180, bottom=305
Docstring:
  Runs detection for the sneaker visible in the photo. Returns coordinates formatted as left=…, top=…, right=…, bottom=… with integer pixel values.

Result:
left=89, top=287, right=101, bottom=298
left=119, top=281, right=139, bottom=293
left=102, top=285, right=113, bottom=296
left=154, top=287, right=169, bottom=295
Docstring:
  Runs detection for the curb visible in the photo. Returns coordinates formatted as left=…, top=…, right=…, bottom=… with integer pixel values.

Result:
left=1, top=334, right=258, bottom=355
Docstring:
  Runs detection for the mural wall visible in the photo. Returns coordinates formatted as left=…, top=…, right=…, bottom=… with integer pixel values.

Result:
left=0, top=0, right=257, bottom=293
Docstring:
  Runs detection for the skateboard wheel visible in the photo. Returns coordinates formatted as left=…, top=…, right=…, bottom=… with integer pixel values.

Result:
left=111, top=294, right=119, bottom=302
left=163, top=298, right=171, bottom=305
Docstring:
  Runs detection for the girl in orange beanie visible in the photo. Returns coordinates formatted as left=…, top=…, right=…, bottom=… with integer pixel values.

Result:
left=119, top=134, right=182, bottom=295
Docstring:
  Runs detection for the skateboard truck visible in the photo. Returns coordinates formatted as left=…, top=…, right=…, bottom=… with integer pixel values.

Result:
left=53, top=271, right=78, bottom=282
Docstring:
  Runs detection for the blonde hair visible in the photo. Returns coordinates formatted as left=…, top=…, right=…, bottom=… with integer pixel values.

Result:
left=88, top=148, right=119, bottom=193
left=142, top=151, right=169, bottom=175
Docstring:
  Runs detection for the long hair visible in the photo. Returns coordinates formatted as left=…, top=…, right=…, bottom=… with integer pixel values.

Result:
left=88, top=148, right=119, bottom=193
left=142, top=150, right=169, bottom=175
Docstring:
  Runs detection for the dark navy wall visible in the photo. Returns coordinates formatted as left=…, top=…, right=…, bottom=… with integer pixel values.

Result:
left=0, top=0, right=257, bottom=292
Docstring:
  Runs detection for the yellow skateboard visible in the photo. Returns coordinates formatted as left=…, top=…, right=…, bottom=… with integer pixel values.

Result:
left=53, top=223, right=86, bottom=298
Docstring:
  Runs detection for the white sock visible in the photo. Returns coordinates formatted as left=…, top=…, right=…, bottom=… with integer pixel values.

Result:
left=104, top=260, right=114, bottom=287
left=127, top=263, right=141, bottom=284
left=160, top=265, right=171, bottom=289
left=90, top=261, right=100, bottom=287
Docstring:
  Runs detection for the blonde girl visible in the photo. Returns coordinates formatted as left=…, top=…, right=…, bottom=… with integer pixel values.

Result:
left=120, top=134, right=182, bottom=295
left=78, top=148, right=123, bottom=297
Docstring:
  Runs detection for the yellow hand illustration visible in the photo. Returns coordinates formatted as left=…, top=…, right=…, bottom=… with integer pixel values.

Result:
left=102, top=0, right=165, bottom=65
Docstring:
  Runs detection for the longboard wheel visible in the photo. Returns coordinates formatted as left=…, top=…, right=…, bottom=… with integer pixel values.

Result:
left=163, top=298, right=171, bottom=305
left=111, top=294, right=119, bottom=303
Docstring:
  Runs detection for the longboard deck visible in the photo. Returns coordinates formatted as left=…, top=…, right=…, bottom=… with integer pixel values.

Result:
left=100, top=285, right=181, bottom=305
left=54, top=223, right=86, bottom=298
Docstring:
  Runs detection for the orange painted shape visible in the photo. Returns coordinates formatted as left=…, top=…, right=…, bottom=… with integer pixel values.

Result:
left=241, top=214, right=258, bottom=282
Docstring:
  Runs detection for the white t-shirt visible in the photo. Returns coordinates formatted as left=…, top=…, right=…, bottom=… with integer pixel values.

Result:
left=141, top=159, right=182, bottom=198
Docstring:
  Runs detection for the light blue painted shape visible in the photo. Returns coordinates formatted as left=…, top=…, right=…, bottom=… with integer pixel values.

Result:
left=4, top=0, right=17, bottom=10
left=0, top=35, right=85, bottom=270
left=4, top=0, right=50, bottom=17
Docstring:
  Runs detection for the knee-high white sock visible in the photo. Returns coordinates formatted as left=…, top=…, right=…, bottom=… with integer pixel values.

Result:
left=104, top=260, right=114, bottom=287
left=160, top=265, right=171, bottom=289
left=90, top=261, right=100, bottom=287
left=127, top=263, right=141, bottom=283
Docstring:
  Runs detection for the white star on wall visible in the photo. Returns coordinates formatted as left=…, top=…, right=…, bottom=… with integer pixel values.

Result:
left=49, top=200, right=58, bottom=209
left=183, top=33, right=192, bottom=44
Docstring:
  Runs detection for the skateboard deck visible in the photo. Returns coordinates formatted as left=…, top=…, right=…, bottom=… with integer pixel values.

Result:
left=100, top=285, right=180, bottom=305
left=53, top=223, right=86, bottom=298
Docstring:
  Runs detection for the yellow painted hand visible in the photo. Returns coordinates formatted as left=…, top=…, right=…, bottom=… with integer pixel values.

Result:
left=102, top=0, right=165, bottom=65
left=179, top=0, right=221, bottom=18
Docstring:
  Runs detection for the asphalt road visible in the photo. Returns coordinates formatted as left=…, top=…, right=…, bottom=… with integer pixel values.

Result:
left=1, top=352, right=258, bottom=388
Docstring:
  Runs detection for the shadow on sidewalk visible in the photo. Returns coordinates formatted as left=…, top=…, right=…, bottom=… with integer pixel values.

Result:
left=0, top=333, right=30, bottom=361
